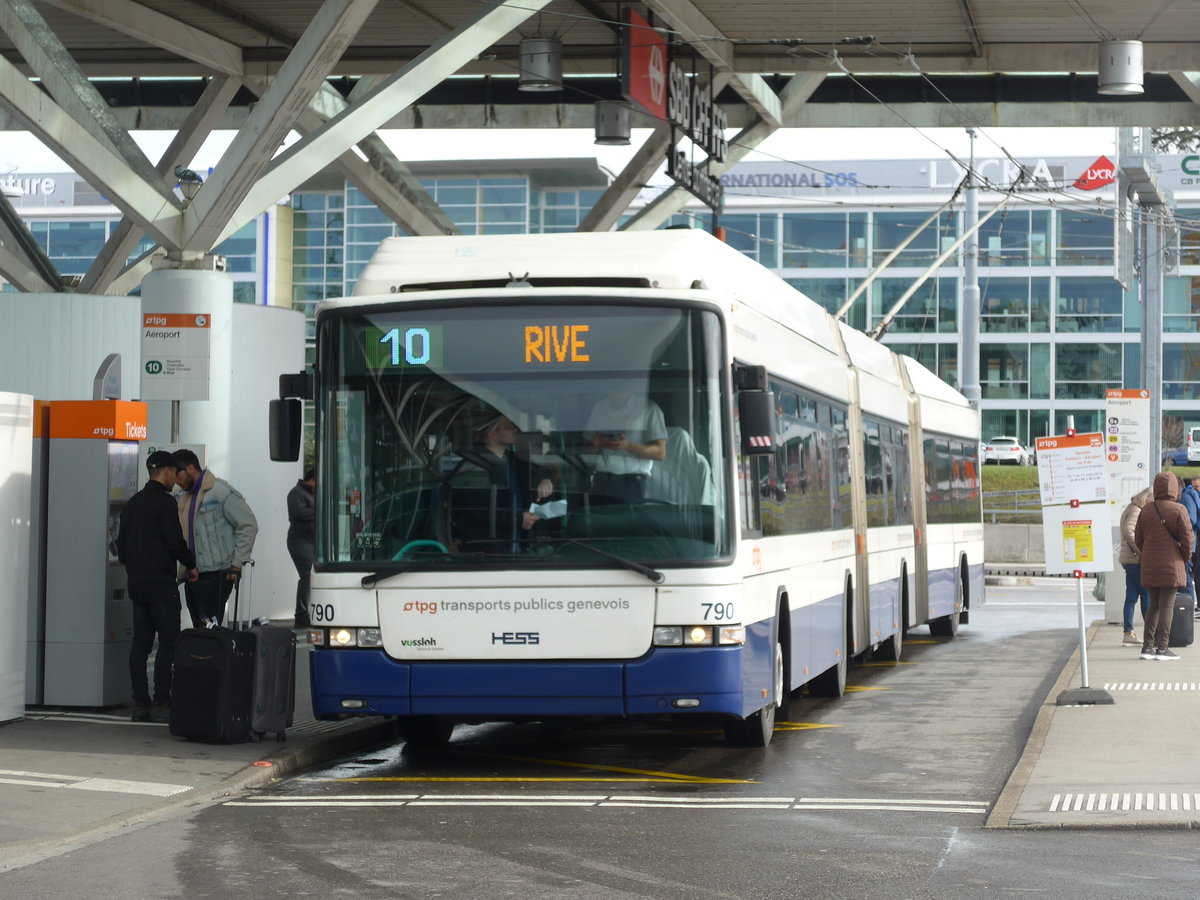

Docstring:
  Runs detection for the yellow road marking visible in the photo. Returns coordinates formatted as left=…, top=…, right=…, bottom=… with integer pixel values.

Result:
left=773, top=721, right=840, bottom=731
left=844, top=685, right=889, bottom=692
left=333, top=776, right=748, bottom=783
left=906, top=639, right=938, bottom=644
left=338, top=750, right=756, bottom=785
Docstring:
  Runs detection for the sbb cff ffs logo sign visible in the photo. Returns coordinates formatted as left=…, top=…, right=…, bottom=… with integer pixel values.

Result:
left=145, top=360, right=163, bottom=374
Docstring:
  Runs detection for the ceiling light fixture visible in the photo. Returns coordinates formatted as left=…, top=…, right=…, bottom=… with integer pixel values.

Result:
left=594, top=101, right=631, bottom=145
left=518, top=37, right=562, bottom=92
left=1097, top=39, right=1144, bottom=96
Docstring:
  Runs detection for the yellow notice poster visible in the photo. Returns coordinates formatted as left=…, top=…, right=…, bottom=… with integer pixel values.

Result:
left=1062, top=519, right=1094, bottom=563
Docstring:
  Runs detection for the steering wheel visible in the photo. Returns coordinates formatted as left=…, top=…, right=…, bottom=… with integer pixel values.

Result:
left=393, top=539, right=449, bottom=561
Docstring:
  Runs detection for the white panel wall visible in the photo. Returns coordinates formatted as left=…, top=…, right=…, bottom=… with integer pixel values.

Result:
left=0, top=285, right=305, bottom=621
left=0, top=392, right=33, bottom=723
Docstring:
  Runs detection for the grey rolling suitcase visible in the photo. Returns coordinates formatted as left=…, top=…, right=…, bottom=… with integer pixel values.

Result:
left=1169, top=588, right=1195, bottom=648
left=237, top=561, right=297, bottom=741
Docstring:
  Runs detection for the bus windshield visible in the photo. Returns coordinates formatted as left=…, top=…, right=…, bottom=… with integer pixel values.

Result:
left=318, top=300, right=730, bottom=569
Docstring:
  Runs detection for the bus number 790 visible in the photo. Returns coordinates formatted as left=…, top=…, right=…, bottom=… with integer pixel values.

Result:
left=701, top=602, right=734, bottom=621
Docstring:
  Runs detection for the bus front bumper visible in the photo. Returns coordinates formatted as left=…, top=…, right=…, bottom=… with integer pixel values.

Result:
left=309, top=645, right=753, bottom=720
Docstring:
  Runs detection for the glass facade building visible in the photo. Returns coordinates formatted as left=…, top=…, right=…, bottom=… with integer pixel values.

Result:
left=6, top=152, right=1200, bottom=446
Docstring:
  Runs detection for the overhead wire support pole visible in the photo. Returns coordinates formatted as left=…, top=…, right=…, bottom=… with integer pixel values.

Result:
left=868, top=185, right=1019, bottom=341
left=833, top=181, right=964, bottom=321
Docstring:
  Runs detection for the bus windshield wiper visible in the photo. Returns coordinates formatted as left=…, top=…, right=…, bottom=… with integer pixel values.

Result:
left=361, top=562, right=426, bottom=588
left=558, top=538, right=665, bottom=584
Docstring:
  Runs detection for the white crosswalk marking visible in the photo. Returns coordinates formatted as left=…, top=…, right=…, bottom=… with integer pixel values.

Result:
left=1049, top=792, right=1200, bottom=813
left=0, top=768, right=191, bottom=797
left=225, top=793, right=990, bottom=815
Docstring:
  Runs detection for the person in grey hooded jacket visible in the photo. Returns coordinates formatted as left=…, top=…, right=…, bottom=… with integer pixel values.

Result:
left=173, top=448, right=258, bottom=627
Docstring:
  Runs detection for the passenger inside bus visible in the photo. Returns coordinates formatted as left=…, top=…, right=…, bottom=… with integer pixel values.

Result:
left=583, top=387, right=668, bottom=503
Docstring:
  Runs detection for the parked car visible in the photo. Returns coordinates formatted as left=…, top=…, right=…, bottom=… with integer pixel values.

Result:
left=1164, top=446, right=1189, bottom=466
left=984, top=436, right=1030, bottom=465
left=1188, top=426, right=1200, bottom=463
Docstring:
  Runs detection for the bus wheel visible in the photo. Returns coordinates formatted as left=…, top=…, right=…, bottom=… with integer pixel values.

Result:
left=398, top=716, right=455, bottom=749
left=876, top=625, right=903, bottom=662
left=930, top=572, right=965, bottom=638
left=929, top=609, right=960, bottom=638
left=807, top=646, right=847, bottom=698
left=723, top=634, right=783, bottom=748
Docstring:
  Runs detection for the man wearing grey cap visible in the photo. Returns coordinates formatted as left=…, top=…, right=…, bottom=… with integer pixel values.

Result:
left=116, top=450, right=199, bottom=722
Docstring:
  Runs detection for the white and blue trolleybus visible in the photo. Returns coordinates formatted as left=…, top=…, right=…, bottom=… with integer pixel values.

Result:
left=270, top=229, right=984, bottom=748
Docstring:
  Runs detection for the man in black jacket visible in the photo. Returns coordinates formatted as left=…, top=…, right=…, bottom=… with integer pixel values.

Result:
left=286, top=466, right=315, bottom=628
left=116, top=450, right=199, bottom=722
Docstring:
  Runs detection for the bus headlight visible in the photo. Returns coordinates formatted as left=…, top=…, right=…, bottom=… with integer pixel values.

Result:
left=684, top=625, right=713, bottom=646
left=307, top=628, right=326, bottom=647
left=718, top=626, right=746, bottom=645
left=653, top=626, right=683, bottom=646
left=332, top=628, right=356, bottom=647
left=357, top=628, right=383, bottom=648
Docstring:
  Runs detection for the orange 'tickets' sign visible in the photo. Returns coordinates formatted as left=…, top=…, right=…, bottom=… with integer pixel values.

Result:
left=49, top=400, right=149, bottom=441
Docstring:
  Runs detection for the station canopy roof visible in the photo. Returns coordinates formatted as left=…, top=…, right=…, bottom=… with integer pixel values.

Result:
left=0, top=0, right=1197, bottom=294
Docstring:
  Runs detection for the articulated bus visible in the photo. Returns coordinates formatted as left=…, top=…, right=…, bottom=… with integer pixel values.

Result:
left=270, top=229, right=983, bottom=748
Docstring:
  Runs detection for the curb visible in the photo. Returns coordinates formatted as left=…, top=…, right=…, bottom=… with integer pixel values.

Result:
left=985, top=620, right=1094, bottom=829
left=0, top=718, right=399, bottom=874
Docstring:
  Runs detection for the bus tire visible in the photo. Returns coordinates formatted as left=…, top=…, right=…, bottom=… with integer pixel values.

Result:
left=930, top=569, right=964, bottom=638
left=875, top=570, right=906, bottom=662
left=723, top=625, right=783, bottom=748
left=398, top=715, right=455, bottom=748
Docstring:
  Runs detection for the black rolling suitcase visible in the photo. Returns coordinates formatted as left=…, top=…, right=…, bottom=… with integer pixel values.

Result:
left=169, top=625, right=255, bottom=743
left=1169, top=588, right=1195, bottom=648
left=239, top=561, right=297, bottom=742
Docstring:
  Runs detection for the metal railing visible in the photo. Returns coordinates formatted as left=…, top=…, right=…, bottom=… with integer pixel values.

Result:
left=981, top=489, right=1043, bottom=523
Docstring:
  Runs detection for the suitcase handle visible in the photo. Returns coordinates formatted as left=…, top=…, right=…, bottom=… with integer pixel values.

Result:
left=232, top=558, right=255, bottom=630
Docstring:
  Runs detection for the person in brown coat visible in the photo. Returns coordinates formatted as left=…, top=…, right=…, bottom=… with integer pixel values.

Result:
left=1134, top=472, right=1194, bottom=660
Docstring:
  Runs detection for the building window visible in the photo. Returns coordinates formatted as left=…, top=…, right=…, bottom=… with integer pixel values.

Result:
left=1055, top=343, right=1121, bottom=399
left=871, top=277, right=958, bottom=334
left=1163, top=344, right=1200, bottom=400
left=1057, top=209, right=1113, bottom=265
left=978, top=209, right=1050, bottom=266
left=781, top=212, right=866, bottom=267
left=872, top=210, right=957, bottom=267
left=979, top=343, right=1029, bottom=399
left=787, top=277, right=865, bottom=331
left=1178, top=209, right=1200, bottom=266
left=723, top=213, right=779, bottom=267
left=980, top=277, right=1050, bottom=333
left=421, top=176, right=529, bottom=235
left=886, top=342, right=958, bottom=389
left=1163, top=276, right=1200, bottom=333
left=1056, top=277, right=1123, bottom=332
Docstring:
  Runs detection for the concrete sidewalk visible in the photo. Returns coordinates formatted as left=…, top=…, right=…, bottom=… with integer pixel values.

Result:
left=990, top=617, right=1200, bottom=829
left=0, top=634, right=398, bottom=872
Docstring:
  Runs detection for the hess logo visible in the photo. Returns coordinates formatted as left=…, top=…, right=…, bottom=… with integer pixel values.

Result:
left=492, top=632, right=540, bottom=645
left=1073, top=155, right=1116, bottom=191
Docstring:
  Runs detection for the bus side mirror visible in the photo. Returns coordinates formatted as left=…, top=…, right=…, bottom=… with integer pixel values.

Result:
left=739, top=391, right=776, bottom=456
left=269, top=398, right=302, bottom=461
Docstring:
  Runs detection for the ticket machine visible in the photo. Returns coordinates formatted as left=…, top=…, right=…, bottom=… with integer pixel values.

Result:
left=41, top=400, right=147, bottom=706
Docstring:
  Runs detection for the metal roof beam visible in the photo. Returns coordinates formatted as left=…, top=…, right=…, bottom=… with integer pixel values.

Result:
left=643, top=0, right=781, bottom=127
left=182, top=0, right=379, bottom=252
left=38, top=0, right=244, bottom=76
left=214, top=0, right=552, bottom=247
left=0, top=188, right=63, bottom=292
left=301, top=80, right=458, bottom=235
left=0, top=53, right=183, bottom=247
left=0, top=242, right=56, bottom=293
left=576, top=120, right=673, bottom=233
left=80, top=75, right=241, bottom=294
left=1169, top=71, right=1200, bottom=105
left=623, top=73, right=824, bottom=231
left=0, top=0, right=169, bottom=192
